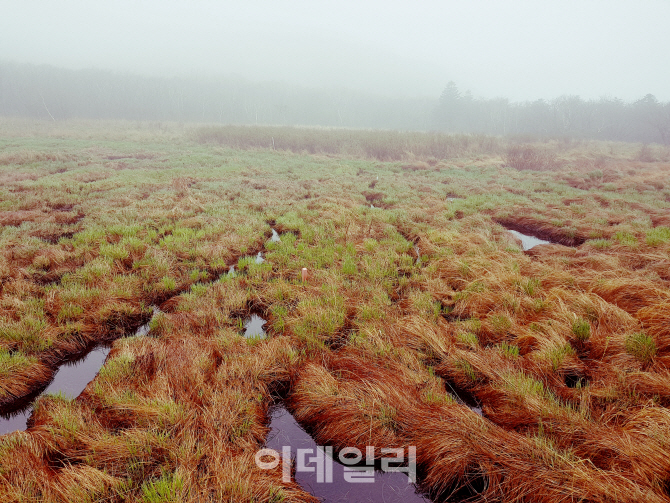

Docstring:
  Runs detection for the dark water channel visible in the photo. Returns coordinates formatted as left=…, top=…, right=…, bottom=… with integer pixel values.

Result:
left=0, top=309, right=160, bottom=436
left=263, top=405, right=430, bottom=502
left=444, top=381, right=483, bottom=416
left=0, top=346, right=110, bottom=435
left=508, top=230, right=551, bottom=251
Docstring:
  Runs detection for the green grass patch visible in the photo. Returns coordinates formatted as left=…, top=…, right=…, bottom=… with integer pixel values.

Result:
left=625, top=332, right=657, bottom=364
left=571, top=317, right=591, bottom=341
left=646, top=227, right=670, bottom=246
left=141, top=471, right=184, bottom=503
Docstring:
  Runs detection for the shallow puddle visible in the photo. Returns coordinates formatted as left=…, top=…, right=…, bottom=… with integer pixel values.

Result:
left=271, top=228, right=281, bottom=242
left=0, top=311, right=158, bottom=436
left=243, top=314, right=267, bottom=338
left=508, top=229, right=550, bottom=251
left=256, top=251, right=265, bottom=264
left=264, top=406, right=429, bottom=503
left=0, top=346, right=110, bottom=435
left=444, top=381, right=483, bottom=416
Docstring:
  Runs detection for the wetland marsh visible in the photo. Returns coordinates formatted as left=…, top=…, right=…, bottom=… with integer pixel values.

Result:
left=0, top=120, right=669, bottom=502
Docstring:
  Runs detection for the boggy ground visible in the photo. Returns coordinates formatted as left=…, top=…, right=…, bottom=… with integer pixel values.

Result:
left=0, top=119, right=670, bottom=501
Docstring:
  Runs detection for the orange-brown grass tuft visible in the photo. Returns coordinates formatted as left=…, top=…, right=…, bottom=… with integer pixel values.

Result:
left=289, top=348, right=667, bottom=502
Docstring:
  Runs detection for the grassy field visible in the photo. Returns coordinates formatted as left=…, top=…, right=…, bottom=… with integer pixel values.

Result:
left=0, top=118, right=670, bottom=502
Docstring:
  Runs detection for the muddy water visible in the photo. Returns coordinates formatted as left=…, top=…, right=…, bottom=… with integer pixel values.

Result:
left=244, top=314, right=267, bottom=338
left=508, top=229, right=550, bottom=251
left=265, top=406, right=429, bottom=502
left=0, top=310, right=159, bottom=436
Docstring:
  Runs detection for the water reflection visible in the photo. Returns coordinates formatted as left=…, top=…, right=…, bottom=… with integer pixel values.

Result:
left=244, top=314, right=267, bottom=338
left=265, top=405, right=429, bottom=503
left=508, top=230, right=550, bottom=251
left=0, top=310, right=159, bottom=436
left=444, top=380, right=483, bottom=416
left=135, top=306, right=161, bottom=337
left=0, top=346, right=110, bottom=435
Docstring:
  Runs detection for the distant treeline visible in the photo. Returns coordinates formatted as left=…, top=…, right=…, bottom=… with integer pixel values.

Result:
left=0, top=62, right=432, bottom=130
left=433, top=82, right=670, bottom=144
left=1, top=62, right=668, bottom=144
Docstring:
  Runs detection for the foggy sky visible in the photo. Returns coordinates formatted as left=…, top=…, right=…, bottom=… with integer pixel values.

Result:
left=1, top=0, right=669, bottom=102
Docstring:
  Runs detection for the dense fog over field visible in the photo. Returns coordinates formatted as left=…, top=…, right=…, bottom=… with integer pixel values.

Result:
left=2, top=0, right=669, bottom=101
left=1, top=1, right=669, bottom=142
